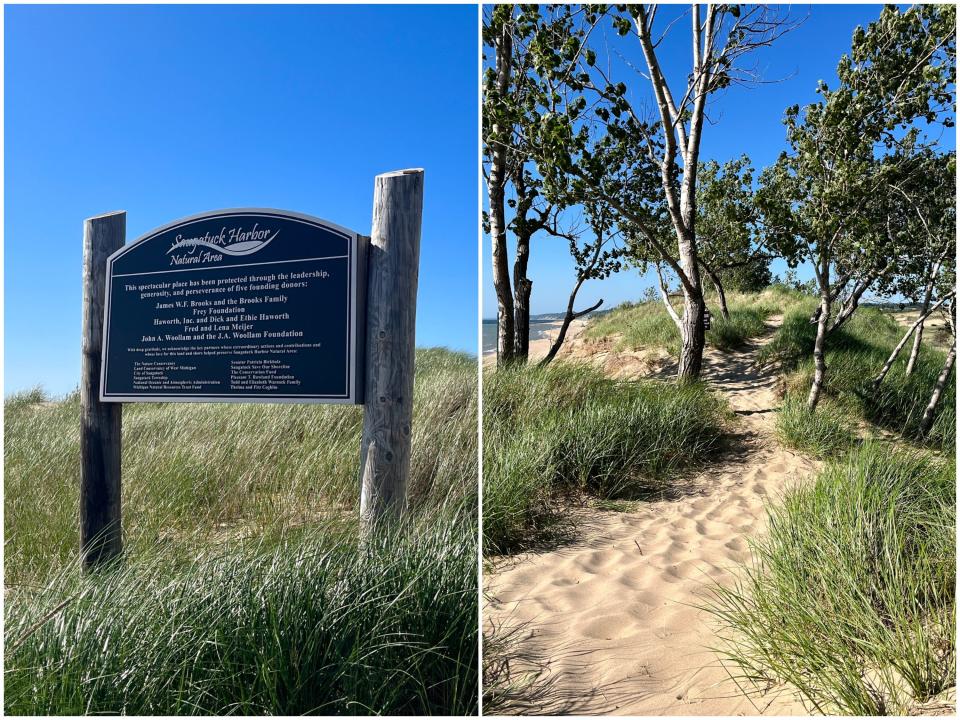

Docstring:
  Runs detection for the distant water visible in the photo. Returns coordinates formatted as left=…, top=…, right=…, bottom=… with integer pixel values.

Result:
left=482, top=320, right=559, bottom=355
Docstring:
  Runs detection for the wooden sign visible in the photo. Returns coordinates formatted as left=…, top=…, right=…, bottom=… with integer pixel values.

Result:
left=81, top=170, right=423, bottom=569
left=703, top=308, right=712, bottom=331
left=100, top=209, right=365, bottom=404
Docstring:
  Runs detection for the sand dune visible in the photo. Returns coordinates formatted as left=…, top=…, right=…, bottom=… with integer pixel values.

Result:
left=885, top=306, right=953, bottom=351
left=483, top=319, right=590, bottom=366
left=485, top=316, right=820, bottom=715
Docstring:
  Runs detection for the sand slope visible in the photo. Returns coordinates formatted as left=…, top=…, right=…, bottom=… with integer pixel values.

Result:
left=483, top=319, right=590, bottom=367
left=485, top=317, right=819, bottom=715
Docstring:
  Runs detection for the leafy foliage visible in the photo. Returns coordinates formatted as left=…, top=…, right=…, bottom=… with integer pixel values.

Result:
left=483, top=6, right=630, bottom=363
left=757, top=4, right=956, bottom=406
left=722, top=257, right=772, bottom=292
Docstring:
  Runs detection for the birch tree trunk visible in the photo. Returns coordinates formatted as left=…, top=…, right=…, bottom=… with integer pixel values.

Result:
left=678, top=281, right=706, bottom=379
left=906, top=316, right=927, bottom=376
left=490, top=199, right=514, bottom=365
left=655, top=264, right=683, bottom=330
left=677, top=168, right=706, bottom=379
left=704, top=265, right=729, bottom=320
left=512, top=230, right=532, bottom=361
left=829, top=272, right=876, bottom=334
left=906, top=263, right=937, bottom=376
left=634, top=5, right=711, bottom=382
left=488, top=21, right=514, bottom=366
left=872, top=291, right=955, bottom=387
left=807, top=290, right=832, bottom=410
left=919, top=339, right=956, bottom=436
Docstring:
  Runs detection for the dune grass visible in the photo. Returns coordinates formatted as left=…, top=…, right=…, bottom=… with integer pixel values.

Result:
left=5, top=348, right=477, bottom=586
left=708, top=307, right=771, bottom=351
left=708, top=444, right=955, bottom=715
left=481, top=611, right=548, bottom=715
left=775, top=396, right=858, bottom=459
left=759, top=303, right=956, bottom=452
left=585, top=286, right=802, bottom=355
left=586, top=299, right=685, bottom=353
left=4, top=348, right=478, bottom=715
left=482, top=361, right=728, bottom=555
left=713, top=298, right=956, bottom=714
left=6, top=519, right=477, bottom=716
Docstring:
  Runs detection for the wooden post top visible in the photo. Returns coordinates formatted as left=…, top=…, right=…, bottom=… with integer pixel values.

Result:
left=85, top=210, right=126, bottom=221
left=377, top=168, right=424, bottom=178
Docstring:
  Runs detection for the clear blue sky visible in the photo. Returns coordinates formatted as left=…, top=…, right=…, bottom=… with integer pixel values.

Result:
left=5, top=4, right=478, bottom=396
left=482, top=4, right=956, bottom=319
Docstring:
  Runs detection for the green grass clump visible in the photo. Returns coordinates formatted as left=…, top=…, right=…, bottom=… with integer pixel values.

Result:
left=586, top=287, right=800, bottom=355
left=5, top=348, right=478, bottom=715
left=776, top=396, right=857, bottom=459
left=862, top=360, right=956, bottom=452
left=5, top=385, right=50, bottom=406
left=708, top=444, right=956, bottom=715
left=5, top=519, right=477, bottom=715
left=586, top=299, right=682, bottom=353
left=482, top=362, right=728, bottom=554
left=754, top=297, right=819, bottom=368
left=760, top=304, right=955, bottom=452
left=5, top=348, right=477, bottom=586
left=707, top=307, right=771, bottom=351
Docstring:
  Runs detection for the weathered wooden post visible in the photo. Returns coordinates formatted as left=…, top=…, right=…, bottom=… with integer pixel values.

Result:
left=80, top=211, right=125, bottom=569
left=359, top=169, right=424, bottom=529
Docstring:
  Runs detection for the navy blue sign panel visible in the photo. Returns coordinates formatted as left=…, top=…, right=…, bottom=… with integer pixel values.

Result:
left=100, top=209, right=365, bottom=403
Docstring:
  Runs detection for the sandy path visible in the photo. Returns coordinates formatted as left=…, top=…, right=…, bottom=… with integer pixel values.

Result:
left=485, top=317, right=819, bottom=715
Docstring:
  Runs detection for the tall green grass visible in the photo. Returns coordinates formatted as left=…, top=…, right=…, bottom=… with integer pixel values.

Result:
left=708, top=307, right=771, bottom=351
left=753, top=296, right=819, bottom=369
left=586, top=299, right=685, bottom=354
left=760, top=304, right=956, bottom=451
left=585, top=287, right=801, bottom=354
left=5, top=348, right=477, bottom=586
left=776, top=396, right=857, bottom=459
left=483, top=362, right=728, bottom=554
left=5, top=348, right=478, bottom=715
left=708, top=444, right=955, bottom=715
left=5, top=520, right=477, bottom=715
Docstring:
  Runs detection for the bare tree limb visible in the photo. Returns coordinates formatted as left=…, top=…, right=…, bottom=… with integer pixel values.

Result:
left=872, top=289, right=956, bottom=387
left=655, top=262, right=684, bottom=331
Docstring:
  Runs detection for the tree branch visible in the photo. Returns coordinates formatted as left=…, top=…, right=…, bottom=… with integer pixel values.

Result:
left=656, top=262, right=684, bottom=331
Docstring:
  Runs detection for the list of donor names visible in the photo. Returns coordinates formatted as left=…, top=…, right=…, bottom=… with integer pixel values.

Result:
left=109, top=259, right=349, bottom=397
